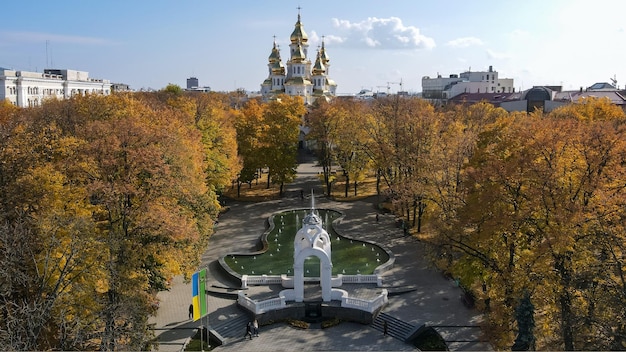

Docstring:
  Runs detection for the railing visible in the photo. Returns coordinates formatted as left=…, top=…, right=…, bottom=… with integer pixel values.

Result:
left=340, top=274, right=381, bottom=285
left=241, top=274, right=283, bottom=288
left=341, top=289, right=388, bottom=313
left=239, top=288, right=387, bottom=315
left=241, top=273, right=382, bottom=288
left=237, top=291, right=285, bottom=314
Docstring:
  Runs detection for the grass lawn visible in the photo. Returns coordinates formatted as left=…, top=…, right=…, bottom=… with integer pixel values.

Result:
left=223, top=208, right=390, bottom=276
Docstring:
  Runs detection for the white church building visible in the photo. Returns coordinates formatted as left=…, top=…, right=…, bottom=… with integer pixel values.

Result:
left=260, top=11, right=337, bottom=105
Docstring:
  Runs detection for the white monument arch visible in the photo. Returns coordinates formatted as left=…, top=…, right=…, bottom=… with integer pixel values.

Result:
left=293, top=192, right=332, bottom=302
left=236, top=191, right=390, bottom=318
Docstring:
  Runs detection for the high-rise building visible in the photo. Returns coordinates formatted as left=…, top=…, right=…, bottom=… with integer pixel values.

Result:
left=260, top=10, right=337, bottom=104
left=186, top=77, right=199, bottom=89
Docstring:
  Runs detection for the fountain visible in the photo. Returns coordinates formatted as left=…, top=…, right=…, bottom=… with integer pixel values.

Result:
left=219, top=192, right=395, bottom=329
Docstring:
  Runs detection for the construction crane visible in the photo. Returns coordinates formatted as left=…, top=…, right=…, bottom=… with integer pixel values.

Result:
left=387, top=78, right=404, bottom=94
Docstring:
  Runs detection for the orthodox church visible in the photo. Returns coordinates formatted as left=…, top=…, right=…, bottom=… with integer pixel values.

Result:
left=260, top=11, right=337, bottom=104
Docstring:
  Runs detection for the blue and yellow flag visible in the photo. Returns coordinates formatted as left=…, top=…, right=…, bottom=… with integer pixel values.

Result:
left=191, top=269, right=207, bottom=322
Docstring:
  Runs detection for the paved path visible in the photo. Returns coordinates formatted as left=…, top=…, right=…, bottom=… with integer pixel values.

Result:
left=149, top=151, right=492, bottom=351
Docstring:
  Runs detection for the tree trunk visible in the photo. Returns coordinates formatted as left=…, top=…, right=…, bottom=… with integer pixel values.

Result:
left=417, top=199, right=425, bottom=233
left=354, top=179, right=358, bottom=196
left=266, top=170, right=271, bottom=189
left=344, top=172, right=349, bottom=198
left=323, top=165, right=331, bottom=196
left=556, top=254, right=575, bottom=351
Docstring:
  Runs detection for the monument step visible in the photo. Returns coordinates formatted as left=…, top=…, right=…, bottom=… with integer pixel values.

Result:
left=371, top=312, right=416, bottom=341
left=212, top=314, right=250, bottom=342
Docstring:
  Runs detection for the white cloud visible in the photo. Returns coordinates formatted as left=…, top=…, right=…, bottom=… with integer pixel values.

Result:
left=323, top=34, right=345, bottom=45
left=330, top=17, right=435, bottom=50
left=486, top=49, right=512, bottom=60
left=0, top=31, right=115, bottom=45
left=309, top=31, right=345, bottom=46
left=445, top=36, right=484, bottom=48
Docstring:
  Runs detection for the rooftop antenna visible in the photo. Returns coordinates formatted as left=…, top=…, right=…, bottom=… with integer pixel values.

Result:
left=46, top=40, right=49, bottom=68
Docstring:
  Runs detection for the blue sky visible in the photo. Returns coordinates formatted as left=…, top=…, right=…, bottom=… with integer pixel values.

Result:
left=1, top=0, right=625, bottom=93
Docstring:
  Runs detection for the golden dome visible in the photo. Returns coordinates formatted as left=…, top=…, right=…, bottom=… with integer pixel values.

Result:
left=319, top=41, right=330, bottom=64
left=312, top=50, right=325, bottom=75
left=268, top=41, right=281, bottom=63
left=290, top=14, right=308, bottom=44
left=291, top=41, right=306, bottom=62
left=271, top=60, right=285, bottom=75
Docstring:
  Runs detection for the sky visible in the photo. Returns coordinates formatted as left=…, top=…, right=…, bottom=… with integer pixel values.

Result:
left=1, top=0, right=625, bottom=94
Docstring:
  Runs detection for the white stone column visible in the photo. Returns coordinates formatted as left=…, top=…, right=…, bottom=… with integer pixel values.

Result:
left=321, top=262, right=333, bottom=302
left=294, top=262, right=304, bottom=302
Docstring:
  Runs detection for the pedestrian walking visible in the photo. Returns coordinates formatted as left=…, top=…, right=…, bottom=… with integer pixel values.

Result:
left=253, top=319, right=259, bottom=336
left=383, top=319, right=388, bottom=336
left=375, top=213, right=379, bottom=223
left=188, top=304, right=193, bottom=320
left=245, top=321, right=253, bottom=340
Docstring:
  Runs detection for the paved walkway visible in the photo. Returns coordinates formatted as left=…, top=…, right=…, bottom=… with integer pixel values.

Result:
left=149, top=152, right=492, bottom=351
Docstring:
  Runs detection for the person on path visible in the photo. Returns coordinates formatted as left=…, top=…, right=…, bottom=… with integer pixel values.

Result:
left=245, top=321, right=253, bottom=340
left=383, top=319, right=388, bottom=336
left=253, top=319, right=259, bottom=337
left=188, top=304, right=193, bottom=320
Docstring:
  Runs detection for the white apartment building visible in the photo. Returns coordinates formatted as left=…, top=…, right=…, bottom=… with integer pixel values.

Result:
left=422, top=66, right=514, bottom=103
left=1, top=68, right=111, bottom=107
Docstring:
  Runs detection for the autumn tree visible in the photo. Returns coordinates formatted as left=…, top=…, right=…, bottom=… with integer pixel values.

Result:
left=0, top=105, right=102, bottom=350
left=262, top=95, right=306, bottom=196
left=436, top=98, right=626, bottom=350
left=330, top=98, right=373, bottom=197
left=362, top=96, right=442, bottom=230
left=306, top=98, right=339, bottom=196
left=73, top=94, right=217, bottom=350
left=235, top=98, right=267, bottom=196
left=191, top=93, right=241, bottom=193
left=0, top=93, right=222, bottom=350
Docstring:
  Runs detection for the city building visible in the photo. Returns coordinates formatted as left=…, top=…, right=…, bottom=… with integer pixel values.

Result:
left=449, top=83, right=626, bottom=113
left=186, top=76, right=199, bottom=89
left=0, top=68, right=111, bottom=107
left=422, top=66, right=514, bottom=105
left=111, top=83, right=131, bottom=92
left=184, top=76, right=210, bottom=92
left=260, top=11, right=337, bottom=104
